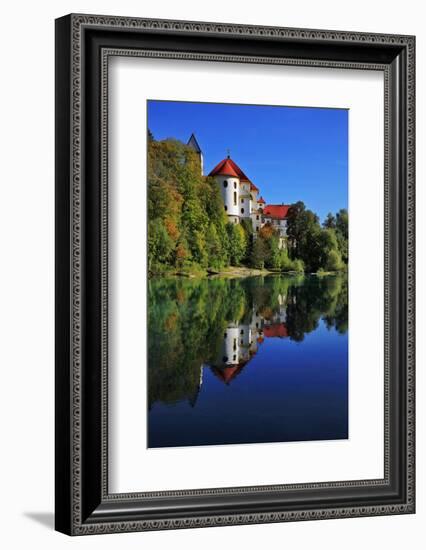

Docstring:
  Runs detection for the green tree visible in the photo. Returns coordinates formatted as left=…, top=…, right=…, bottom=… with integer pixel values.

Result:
left=325, top=248, right=344, bottom=271
left=336, top=209, right=348, bottom=239
left=148, top=220, right=174, bottom=270
left=227, top=223, right=247, bottom=265
left=205, top=223, right=222, bottom=268
left=286, top=201, right=320, bottom=261
left=335, top=208, right=349, bottom=265
left=323, top=212, right=336, bottom=229
left=250, top=235, right=268, bottom=269
left=240, top=218, right=254, bottom=263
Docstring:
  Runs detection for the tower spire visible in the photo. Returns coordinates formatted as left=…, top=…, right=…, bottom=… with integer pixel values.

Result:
left=227, top=148, right=230, bottom=159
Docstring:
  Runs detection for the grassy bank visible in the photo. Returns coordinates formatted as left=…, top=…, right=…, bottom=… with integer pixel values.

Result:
left=148, top=264, right=316, bottom=279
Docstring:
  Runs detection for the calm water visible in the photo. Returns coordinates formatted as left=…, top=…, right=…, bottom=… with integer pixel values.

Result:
left=148, top=274, right=348, bottom=448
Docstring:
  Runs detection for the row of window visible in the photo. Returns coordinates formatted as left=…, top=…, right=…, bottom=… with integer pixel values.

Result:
left=224, top=329, right=245, bottom=337
left=222, top=180, right=250, bottom=190
left=224, top=205, right=245, bottom=214
left=222, top=208, right=269, bottom=222
left=223, top=180, right=237, bottom=189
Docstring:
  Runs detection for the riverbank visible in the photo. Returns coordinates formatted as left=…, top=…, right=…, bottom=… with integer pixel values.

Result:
left=149, top=264, right=346, bottom=279
left=149, top=265, right=307, bottom=278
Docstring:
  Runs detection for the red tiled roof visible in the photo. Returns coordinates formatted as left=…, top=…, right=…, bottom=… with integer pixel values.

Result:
left=211, top=365, right=244, bottom=384
left=263, top=204, right=290, bottom=220
left=250, top=182, right=259, bottom=192
left=263, top=323, right=288, bottom=338
left=258, top=196, right=265, bottom=204
left=208, top=157, right=251, bottom=182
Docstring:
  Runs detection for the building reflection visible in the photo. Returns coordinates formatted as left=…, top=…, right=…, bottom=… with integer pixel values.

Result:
left=148, top=274, right=348, bottom=410
left=207, top=292, right=290, bottom=385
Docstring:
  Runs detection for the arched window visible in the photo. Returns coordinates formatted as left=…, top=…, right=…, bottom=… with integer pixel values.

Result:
left=234, top=181, right=237, bottom=189
left=241, top=208, right=244, bottom=214
left=233, top=192, right=237, bottom=205
left=223, top=180, right=228, bottom=188
left=224, top=205, right=228, bottom=211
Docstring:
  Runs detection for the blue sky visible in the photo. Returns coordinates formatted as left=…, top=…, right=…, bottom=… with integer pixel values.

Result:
left=147, top=100, right=348, bottom=222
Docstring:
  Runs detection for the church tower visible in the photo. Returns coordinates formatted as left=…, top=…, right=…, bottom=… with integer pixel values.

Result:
left=208, top=155, right=253, bottom=224
left=187, top=133, right=204, bottom=175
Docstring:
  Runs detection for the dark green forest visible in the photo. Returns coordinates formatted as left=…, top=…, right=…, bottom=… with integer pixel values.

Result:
left=148, top=133, right=348, bottom=274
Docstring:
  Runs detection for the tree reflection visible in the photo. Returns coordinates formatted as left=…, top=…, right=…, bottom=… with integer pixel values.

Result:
left=148, top=274, right=348, bottom=408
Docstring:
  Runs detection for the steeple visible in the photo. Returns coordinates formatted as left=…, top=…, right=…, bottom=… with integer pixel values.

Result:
left=187, top=133, right=204, bottom=175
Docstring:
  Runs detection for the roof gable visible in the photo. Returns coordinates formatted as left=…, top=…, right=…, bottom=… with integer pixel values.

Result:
left=187, top=133, right=202, bottom=154
left=263, top=204, right=291, bottom=219
left=208, top=157, right=251, bottom=182
left=263, top=323, right=288, bottom=338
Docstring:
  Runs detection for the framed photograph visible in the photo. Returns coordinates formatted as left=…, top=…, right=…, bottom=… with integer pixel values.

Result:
left=55, top=14, right=415, bottom=535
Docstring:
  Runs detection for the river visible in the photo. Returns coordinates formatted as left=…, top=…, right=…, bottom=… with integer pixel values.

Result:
left=148, top=273, right=348, bottom=448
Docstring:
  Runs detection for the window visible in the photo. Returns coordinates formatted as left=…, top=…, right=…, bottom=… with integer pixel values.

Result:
left=256, top=226, right=259, bottom=232
left=241, top=198, right=244, bottom=203
left=233, top=192, right=237, bottom=205
left=224, top=205, right=228, bottom=211
left=234, top=181, right=237, bottom=189
left=234, top=218, right=238, bottom=224
left=241, top=208, right=244, bottom=214
left=223, top=180, right=228, bottom=188
left=240, top=329, right=244, bottom=335
left=256, top=215, right=259, bottom=220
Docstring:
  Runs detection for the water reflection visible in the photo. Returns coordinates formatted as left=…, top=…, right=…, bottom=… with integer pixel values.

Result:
left=210, top=293, right=289, bottom=384
left=148, top=274, right=348, bottom=447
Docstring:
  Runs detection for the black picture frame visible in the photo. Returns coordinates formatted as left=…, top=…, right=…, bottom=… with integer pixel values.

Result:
left=55, top=13, right=415, bottom=535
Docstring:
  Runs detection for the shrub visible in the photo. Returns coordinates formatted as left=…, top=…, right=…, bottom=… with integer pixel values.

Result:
left=325, top=249, right=344, bottom=272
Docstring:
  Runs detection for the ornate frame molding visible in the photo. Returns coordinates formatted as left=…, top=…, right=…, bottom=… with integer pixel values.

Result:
left=55, top=14, right=415, bottom=535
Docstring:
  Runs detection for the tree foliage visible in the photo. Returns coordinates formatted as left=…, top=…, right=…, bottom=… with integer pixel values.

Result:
left=286, top=202, right=348, bottom=272
left=148, top=136, right=232, bottom=271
